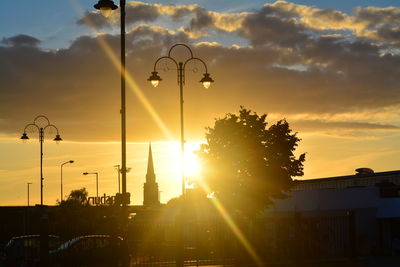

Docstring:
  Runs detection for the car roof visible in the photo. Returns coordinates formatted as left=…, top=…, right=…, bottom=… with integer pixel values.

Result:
left=11, top=235, right=59, bottom=240
left=55, top=235, right=123, bottom=251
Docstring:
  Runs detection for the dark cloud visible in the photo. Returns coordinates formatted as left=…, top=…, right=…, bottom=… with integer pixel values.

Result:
left=76, top=11, right=110, bottom=29
left=293, top=120, right=400, bottom=133
left=376, top=25, right=400, bottom=44
left=354, top=6, right=400, bottom=27
left=2, top=2, right=400, bottom=141
left=353, top=6, right=400, bottom=44
left=77, top=2, right=161, bottom=29
left=239, top=5, right=309, bottom=47
left=188, top=7, right=214, bottom=31
left=125, top=3, right=160, bottom=24
left=1, top=34, right=41, bottom=47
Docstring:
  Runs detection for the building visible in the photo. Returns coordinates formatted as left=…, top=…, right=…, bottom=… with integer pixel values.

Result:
left=266, top=168, right=400, bottom=256
left=143, top=143, right=160, bottom=206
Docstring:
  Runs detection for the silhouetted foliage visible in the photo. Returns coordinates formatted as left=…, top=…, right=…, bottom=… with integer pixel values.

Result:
left=57, top=187, right=89, bottom=207
left=54, top=188, right=116, bottom=240
left=198, top=107, right=305, bottom=218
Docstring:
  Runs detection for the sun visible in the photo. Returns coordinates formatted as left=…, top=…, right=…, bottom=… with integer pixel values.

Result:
left=184, top=142, right=202, bottom=179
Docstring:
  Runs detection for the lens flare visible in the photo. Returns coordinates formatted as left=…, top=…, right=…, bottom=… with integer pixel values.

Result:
left=71, top=0, right=173, bottom=141
left=196, top=179, right=264, bottom=267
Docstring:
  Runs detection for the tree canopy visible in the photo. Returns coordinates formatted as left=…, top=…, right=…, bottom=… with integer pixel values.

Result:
left=58, top=187, right=89, bottom=207
left=198, top=107, right=305, bottom=218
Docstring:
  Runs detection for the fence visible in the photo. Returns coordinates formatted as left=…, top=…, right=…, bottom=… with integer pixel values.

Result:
left=127, top=213, right=354, bottom=266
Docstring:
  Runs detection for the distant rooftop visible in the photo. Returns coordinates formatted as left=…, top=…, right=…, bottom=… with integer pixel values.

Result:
left=293, top=169, right=400, bottom=191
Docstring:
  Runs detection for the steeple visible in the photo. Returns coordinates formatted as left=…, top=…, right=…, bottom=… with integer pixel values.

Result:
left=143, top=142, right=160, bottom=206
left=146, top=143, right=155, bottom=183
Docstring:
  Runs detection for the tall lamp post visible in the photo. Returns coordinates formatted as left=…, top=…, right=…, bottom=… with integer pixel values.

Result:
left=83, top=172, right=99, bottom=198
left=148, top=44, right=214, bottom=267
left=27, top=182, right=32, bottom=206
left=93, top=0, right=129, bottom=210
left=147, top=43, right=214, bottom=196
left=60, top=160, right=74, bottom=201
left=21, top=115, right=63, bottom=205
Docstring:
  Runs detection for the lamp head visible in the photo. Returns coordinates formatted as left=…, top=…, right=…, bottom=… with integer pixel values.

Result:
left=83, top=172, right=89, bottom=175
left=94, top=0, right=118, bottom=18
left=20, top=132, right=29, bottom=143
left=69, top=160, right=74, bottom=164
left=54, top=134, right=62, bottom=144
left=147, top=71, right=162, bottom=87
left=200, top=73, right=214, bottom=89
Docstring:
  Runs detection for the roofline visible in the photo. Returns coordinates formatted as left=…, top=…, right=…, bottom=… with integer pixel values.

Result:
left=295, top=170, right=400, bottom=184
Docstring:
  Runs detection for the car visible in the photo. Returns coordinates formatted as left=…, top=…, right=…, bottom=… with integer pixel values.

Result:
left=1, top=235, right=60, bottom=267
left=49, top=235, right=130, bottom=267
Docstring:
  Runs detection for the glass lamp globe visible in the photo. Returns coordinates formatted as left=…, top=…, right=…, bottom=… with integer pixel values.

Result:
left=199, top=73, right=214, bottom=89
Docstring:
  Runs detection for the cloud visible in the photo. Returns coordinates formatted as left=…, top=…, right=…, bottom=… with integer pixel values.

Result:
left=77, top=2, right=161, bottom=28
left=292, top=120, right=400, bottom=133
left=2, top=1, right=400, bottom=142
left=354, top=6, right=400, bottom=26
left=1, top=34, right=41, bottom=47
left=239, top=4, right=309, bottom=46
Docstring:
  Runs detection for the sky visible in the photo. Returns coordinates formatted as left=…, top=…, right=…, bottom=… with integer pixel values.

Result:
left=1, top=0, right=400, bottom=206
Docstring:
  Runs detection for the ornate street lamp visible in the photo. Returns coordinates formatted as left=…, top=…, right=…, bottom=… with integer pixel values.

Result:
left=147, top=43, right=214, bottom=196
left=20, top=115, right=63, bottom=205
left=148, top=44, right=214, bottom=267
left=60, top=160, right=74, bottom=201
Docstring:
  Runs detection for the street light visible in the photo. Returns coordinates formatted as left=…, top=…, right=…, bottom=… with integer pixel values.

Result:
left=83, top=172, right=99, bottom=198
left=147, top=43, right=214, bottom=196
left=27, top=182, right=32, bottom=206
left=20, top=115, right=63, bottom=205
left=93, top=0, right=130, bottom=209
left=114, top=165, right=121, bottom=193
left=60, top=160, right=74, bottom=201
left=114, top=165, right=131, bottom=194
left=94, top=0, right=118, bottom=17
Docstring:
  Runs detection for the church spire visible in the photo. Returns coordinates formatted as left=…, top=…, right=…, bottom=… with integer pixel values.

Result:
left=146, top=142, right=155, bottom=180
left=144, top=142, right=159, bottom=206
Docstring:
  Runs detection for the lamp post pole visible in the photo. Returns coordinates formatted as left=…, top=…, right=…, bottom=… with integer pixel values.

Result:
left=148, top=44, right=214, bottom=267
left=93, top=0, right=129, bottom=216
left=21, top=115, right=63, bottom=205
left=83, top=172, right=99, bottom=198
left=114, top=165, right=121, bottom=193
left=27, top=182, right=32, bottom=206
left=60, top=160, right=74, bottom=201
left=148, top=43, right=214, bottom=197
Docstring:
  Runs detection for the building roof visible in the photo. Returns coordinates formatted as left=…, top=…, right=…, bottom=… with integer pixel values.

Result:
left=293, top=170, right=400, bottom=191
left=296, top=170, right=400, bottom=184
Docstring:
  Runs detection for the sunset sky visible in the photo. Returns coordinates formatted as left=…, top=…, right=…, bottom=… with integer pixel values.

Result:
left=1, top=0, right=400, bottom=206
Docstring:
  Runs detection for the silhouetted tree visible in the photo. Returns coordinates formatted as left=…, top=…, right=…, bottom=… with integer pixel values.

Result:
left=57, top=187, right=89, bottom=207
left=55, top=188, right=95, bottom=239
left=198, top=107, right=305, bottom=218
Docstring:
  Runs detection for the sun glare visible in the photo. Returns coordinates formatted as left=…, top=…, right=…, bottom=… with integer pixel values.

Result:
left=184, top=142, right=202, bottom=178
left=166, top=141, right=202, bottom=183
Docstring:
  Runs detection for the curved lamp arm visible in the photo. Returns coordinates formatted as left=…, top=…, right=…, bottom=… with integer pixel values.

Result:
left=33, top=115, right=50, bottom=126
left=152, top=56, right=179, bottom=72
left=183, top=57, right=209, bottom=74
left=23, top=123, right=40, bottom=133
left=168, top=43, right=194, bottom=58
left=44, top=124, right=63, bottom=142
left=148, top=43, right=214, bottom=88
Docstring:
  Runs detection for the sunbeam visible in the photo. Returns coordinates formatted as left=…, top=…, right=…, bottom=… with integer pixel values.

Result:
left=196, top=178, right=265, bottom=266
left=69, top=0, right=174, bottom=141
